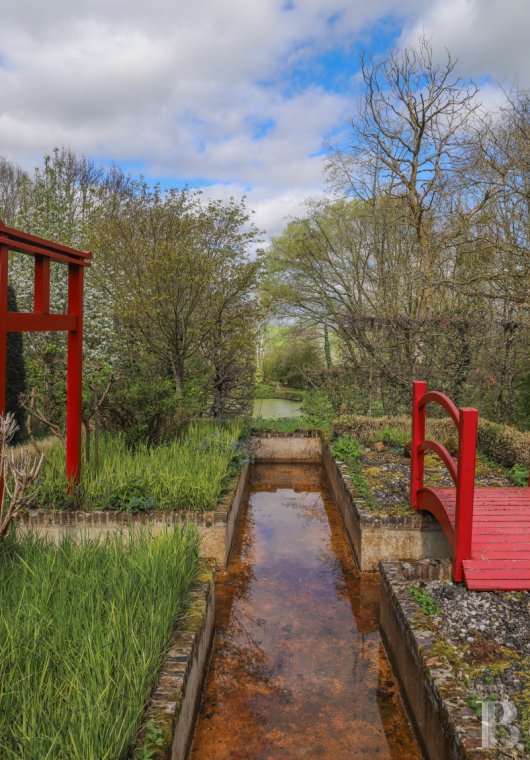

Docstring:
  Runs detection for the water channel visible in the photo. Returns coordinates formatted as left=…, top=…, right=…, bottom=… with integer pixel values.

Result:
left=189, top=462, right=420, bottom=759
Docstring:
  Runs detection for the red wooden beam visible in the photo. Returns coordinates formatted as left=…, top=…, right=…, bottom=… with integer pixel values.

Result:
left=0, top=219, right=91, bottom=488
left=0, top=244, right=7, bottom=416
left=418, top=440, right=458, bottom=485
left=0, top=235, right=91, bottom=267
left=0, top=219, right=90, bottom=260
left=419, top=390, right=460, bottom=428
left=0, top=244, right=8, bottom=503
left=6, top=313, right=77, bottom=332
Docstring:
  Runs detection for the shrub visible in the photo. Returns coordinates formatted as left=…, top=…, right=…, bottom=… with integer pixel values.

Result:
left=477, top=419, right=530, bottom=469
left=380, top=427, right=411, bottom=448
left=302, top=389, right=335, bottom=428
left=508, top=464, right=529, bottom=487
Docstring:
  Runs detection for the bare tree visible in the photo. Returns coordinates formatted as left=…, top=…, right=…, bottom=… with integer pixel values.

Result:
left=327, top=37, right=481, bottom=326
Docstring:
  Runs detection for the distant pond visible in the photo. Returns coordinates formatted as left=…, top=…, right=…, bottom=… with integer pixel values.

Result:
left=252, top=398, right=303, bottom=418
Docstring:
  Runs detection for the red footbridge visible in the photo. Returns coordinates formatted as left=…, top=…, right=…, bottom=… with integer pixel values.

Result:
left=410, top=381, right=530, bottom=591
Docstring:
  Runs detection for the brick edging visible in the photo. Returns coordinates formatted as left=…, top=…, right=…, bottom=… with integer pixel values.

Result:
left=15, top=470, right=244, bottom=528
left=134, top=558, right=216, bottom=760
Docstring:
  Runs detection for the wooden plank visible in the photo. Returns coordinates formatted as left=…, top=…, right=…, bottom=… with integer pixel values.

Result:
left=6, top=312, right=77, bottom=332
left=419, top=482, right=530, bottom=590
left=466, top=579, right=530, bottom=591
left=464, top=559, right=530, bottom=570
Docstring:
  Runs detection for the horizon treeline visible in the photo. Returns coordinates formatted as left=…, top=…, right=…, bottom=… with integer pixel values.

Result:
left=263, top=38, right=529, bottom=427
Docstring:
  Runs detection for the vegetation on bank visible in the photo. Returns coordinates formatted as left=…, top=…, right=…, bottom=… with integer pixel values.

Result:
left=250, top=415, right=328, bottom=434
left=0, top=527, right=199, bottom=760
left=31, top=421, right=246, bottom=512
left=334, top=415, right=529, bottom=485
left=331, top=436, right=376, bottom=509
left=331, top=424, right=527, bottom=517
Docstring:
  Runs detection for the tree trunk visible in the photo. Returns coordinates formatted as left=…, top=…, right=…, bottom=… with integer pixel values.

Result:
left=323, top=319, right=332, bottom=369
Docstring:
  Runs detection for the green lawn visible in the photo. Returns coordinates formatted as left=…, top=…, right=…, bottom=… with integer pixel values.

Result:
left=0, top=527, right=199, bottom=759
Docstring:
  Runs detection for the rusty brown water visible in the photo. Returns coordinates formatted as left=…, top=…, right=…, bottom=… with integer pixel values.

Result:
left=189, top=463, right=420, bottom=759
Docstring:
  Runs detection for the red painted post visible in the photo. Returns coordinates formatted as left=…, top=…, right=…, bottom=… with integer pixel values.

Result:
left=0, top=245, right=8, bottom=502
left=66, top=263, right=83, bottom=484
left=34, top=255, right=50, bottom=313
left=410, top=380, right=427, bottom=509
left=0, top=245, right=8, bottom=416
left=453, top=407, right=478, bottom=582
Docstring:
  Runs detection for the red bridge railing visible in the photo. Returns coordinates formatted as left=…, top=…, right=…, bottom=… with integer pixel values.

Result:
left=410, top=381, right=478, bottom=581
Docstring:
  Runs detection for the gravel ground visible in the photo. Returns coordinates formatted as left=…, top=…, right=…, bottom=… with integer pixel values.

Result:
left=410, top=578, right=530, bottom=757
left=361, top=444, right=513, bottom=515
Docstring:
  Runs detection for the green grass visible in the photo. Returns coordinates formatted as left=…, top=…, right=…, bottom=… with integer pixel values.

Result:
left=33, top=421, right=245, bottom=511
left=331, top=436, right=376, bottom=508
left=250, top=415, right=327, bottom=433
left=380, top=427, right=410, bottom=449
left=409, top=585, right=441, bottom=616
left=0, top=527, right=199, bottom=760
left=507, top=463, right=529, bottom=487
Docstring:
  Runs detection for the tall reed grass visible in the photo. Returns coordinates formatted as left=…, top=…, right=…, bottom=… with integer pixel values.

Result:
left=34, top=420, right=244, bottom=511
left=0, top=527, right=199, bottom=759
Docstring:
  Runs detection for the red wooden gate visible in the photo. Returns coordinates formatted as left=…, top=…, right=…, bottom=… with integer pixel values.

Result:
left=0, top=219, right=91, bottom=483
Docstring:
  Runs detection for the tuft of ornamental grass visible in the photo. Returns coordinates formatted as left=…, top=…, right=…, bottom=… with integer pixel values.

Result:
left=0, top=526, right=199, bottom=760
left=331, top=435, right=376, bottom=509
left=33, top=420, right=244, bottom=511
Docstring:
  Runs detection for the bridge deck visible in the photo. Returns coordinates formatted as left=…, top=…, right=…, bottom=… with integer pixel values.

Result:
left=418, top=487, right=530, bottom=591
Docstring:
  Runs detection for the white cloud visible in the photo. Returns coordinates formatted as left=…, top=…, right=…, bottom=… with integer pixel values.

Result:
left=0, top=0, right=528, bottom=239
left=401, top=0, right=530, bottom=86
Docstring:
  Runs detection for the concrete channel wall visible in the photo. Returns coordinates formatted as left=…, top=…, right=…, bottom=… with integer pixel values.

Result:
left=379, top=560, right=472, bottom=760
left=251, top=430, right=322, bottom=462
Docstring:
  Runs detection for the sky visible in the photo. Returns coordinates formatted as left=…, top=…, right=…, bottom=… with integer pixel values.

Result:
left=0, top=0, right=529, bottom=240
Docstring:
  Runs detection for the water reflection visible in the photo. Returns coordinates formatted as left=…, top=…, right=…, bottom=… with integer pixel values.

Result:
left=252, top=398, right=302, bottom=418
left=189, top=463, right=419, bottom=759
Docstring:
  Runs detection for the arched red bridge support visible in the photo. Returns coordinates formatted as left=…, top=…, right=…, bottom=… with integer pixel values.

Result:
left=410, top=380, right=530, bottom=591
left=0, top=219, right=91, bottom=485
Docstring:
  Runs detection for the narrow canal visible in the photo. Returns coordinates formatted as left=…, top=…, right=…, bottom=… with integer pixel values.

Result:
left=189, top=463, right=420, bottom=759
